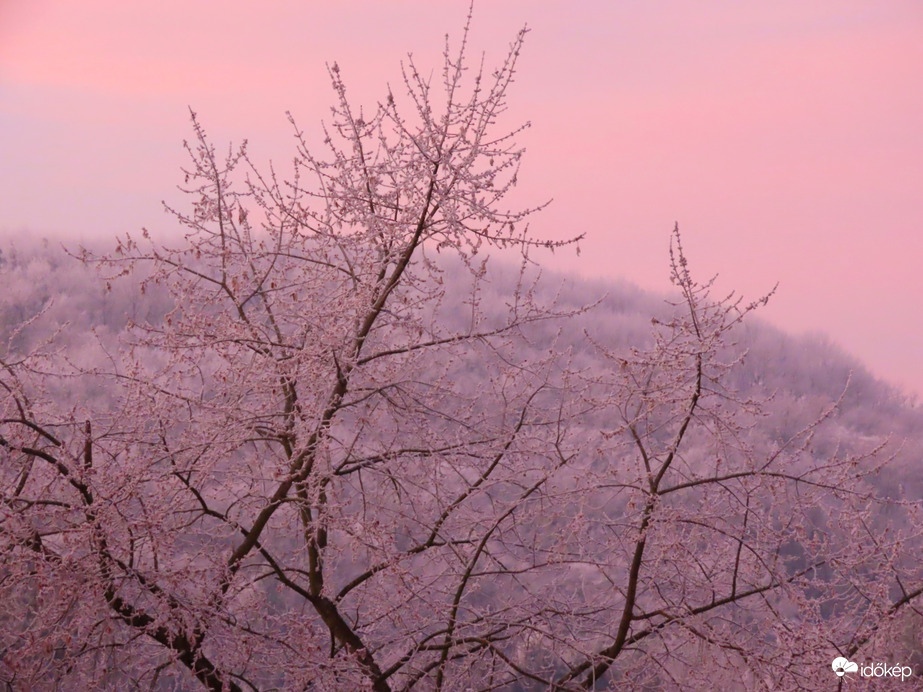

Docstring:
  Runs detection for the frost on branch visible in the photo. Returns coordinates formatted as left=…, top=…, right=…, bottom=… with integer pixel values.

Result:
left=1, top=17, right=579, bottom=692
left=2, top=14, right=922, bottom=692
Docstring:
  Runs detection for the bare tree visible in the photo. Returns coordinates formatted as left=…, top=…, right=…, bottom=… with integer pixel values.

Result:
left=1, top=13, right=921, bottom=692
left=536, top=228, right=922, bottom=690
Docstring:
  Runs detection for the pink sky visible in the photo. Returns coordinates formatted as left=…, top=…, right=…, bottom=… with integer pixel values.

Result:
left=2, top=1, right=922, bottom=396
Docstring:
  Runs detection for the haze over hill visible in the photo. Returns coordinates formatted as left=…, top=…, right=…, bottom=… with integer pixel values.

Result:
left=3, top=237, right=922, bottom=689
left=3, top=237, right=921, bottom=495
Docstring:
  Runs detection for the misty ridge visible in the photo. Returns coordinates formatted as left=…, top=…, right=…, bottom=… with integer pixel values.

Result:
left=3, top=15, right=923, bottom=691
left=3, top=229, right=923, bottom=690
left=2, top=236, right=921, bottom=486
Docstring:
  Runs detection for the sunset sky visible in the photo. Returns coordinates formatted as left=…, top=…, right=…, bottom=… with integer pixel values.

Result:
left=1, top=1, right=921, bottom=395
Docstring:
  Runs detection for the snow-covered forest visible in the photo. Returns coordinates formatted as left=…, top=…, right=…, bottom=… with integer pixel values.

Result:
left=2, top=17, right=922, bottom=692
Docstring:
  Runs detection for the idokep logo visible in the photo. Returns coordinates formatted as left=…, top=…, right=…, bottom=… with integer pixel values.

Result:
left=832, top=657, right=858, bottom=676
left=831, top=656, right=914, bottom=681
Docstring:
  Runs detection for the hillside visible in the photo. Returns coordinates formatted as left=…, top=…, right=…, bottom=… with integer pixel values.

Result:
left=2, top=237, right=922, bottom=690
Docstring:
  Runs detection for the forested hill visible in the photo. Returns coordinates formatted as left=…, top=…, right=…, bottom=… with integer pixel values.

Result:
left=2, top=237, right=921, bottom=491
left=4, top=236, right=923, bottom=689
